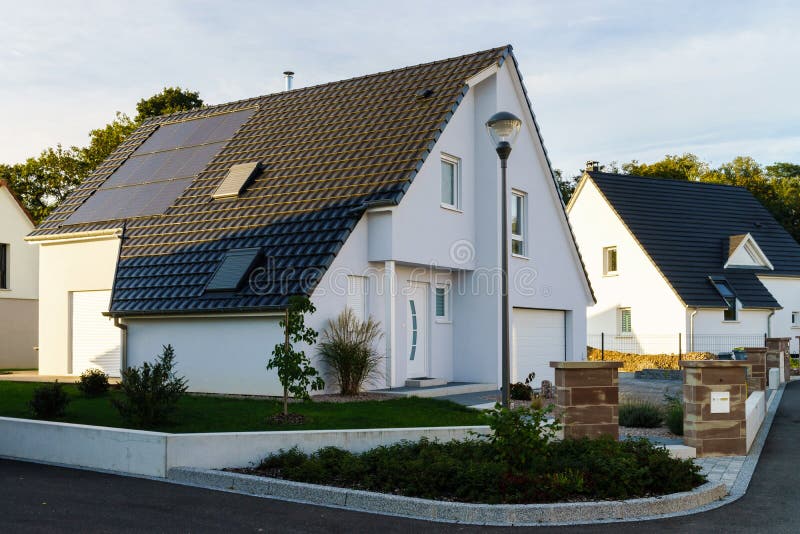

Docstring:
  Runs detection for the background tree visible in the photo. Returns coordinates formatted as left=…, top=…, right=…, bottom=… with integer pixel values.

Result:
left=2, top=87, right=203, bottom=223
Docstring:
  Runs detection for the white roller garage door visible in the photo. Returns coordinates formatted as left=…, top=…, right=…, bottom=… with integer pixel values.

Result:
left=512, top=308, right=565, bottom=388
left=71, top=290, right=121, bottom=377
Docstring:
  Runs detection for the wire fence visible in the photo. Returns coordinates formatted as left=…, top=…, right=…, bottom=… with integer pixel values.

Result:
left=587, top=333, right=773, bottom=358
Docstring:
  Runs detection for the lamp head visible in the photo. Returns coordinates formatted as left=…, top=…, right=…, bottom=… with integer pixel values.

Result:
left=485, top=111, right=522, bottom=153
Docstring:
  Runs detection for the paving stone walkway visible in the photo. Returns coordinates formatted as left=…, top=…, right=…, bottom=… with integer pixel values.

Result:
left=694, top=456, right=746, bottom=490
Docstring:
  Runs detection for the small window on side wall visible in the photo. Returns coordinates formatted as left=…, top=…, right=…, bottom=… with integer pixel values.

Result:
left=619, top=307, right=632, bottom=335
left=435, top=285, right=450, bottom=322
left=793, top=311, right=800, bottom=327
left=440, top=155, right=461, bottom=210
left=511, top=191, right=527, bottom=256
left=0, top=243, right=8, bottom=290
left=603, top=246, right=618, bottom=275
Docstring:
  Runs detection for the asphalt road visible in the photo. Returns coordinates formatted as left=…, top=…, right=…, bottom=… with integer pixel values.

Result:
left=2, top=381, right=799, bottom=533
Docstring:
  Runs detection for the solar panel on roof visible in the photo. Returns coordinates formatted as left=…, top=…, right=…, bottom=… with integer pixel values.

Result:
left=64, top=108, right=256, bottom=226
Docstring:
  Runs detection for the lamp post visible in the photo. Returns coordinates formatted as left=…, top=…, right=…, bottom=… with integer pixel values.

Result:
left=485, top=111, right=522, bottom=408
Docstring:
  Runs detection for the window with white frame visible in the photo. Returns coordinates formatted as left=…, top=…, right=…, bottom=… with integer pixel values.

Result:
left=440, top=155, right=461, bottom=209
left=511, top=191, right=527, bottom=256
left=619, top=307, right=632, bottom=335
left=711, top=278, right=737, bottom=321
left=603, top=246, right=618, bottom=275
left=435, top=284, right=450, bottom=321
left=346, top=275, right=367, bottom=322
left=792, top=311, right=800, bottom=327
left=0, top=243, right=7, bottom=290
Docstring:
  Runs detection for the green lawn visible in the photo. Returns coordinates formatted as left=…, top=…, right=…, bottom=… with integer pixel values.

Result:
left=0, top=381, right=484, bottom=433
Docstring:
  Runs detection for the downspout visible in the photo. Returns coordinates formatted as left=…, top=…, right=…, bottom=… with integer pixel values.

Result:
left=767, top=310, right=775, bottom=338
left=689, top=308, right=698, bottom=352
left=113, top=317, right=128, bottom=371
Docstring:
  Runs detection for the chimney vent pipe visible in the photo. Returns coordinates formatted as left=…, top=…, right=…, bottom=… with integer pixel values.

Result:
left=283, top=71, right=294, bottom=91
left=585, top=160, right=600, bottom=172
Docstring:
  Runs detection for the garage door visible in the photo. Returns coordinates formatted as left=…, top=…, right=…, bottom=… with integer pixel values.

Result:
left=512, top=308, right=565, bottom=388
left=71, top=290, right=121, bottom=377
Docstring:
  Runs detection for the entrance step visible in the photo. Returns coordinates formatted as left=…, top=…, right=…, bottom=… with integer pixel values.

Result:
left=404, top=377, right=447, bottom=388
left=377, top=382, right=497, bottom=398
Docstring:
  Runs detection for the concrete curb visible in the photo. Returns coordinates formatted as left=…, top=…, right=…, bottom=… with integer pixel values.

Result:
left=167, top=467, right=727, bottom=526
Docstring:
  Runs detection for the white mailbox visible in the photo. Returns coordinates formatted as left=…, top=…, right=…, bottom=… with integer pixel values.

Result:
left=710, top=391, right=731, bottom=414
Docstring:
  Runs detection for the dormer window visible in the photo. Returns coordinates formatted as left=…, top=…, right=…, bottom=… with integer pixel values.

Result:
left=725, top=233, right=774, bottom=270
left=711, top=277, right=737, bottom=321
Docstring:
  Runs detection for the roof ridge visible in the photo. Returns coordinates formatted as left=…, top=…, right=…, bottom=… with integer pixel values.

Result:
left=142, top=45, right=510, bottom=125
left=589, top=171, right=749, bottom=191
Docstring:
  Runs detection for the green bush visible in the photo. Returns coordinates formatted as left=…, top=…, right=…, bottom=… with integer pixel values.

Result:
left=29, top=381, right=70, bottom=419
left=112, top=345, right=188, bottom=428
left=619, top=402, right=663, bottom=428
left=76, top=368, right=110, bottom=397
left=664, top=394, right=684, bottom=435
left=509, top=382, right=532, bottom=401
left=482, top=404, right=560, bottom=474
left=317, top=308, right=383, bottom=395
left=255, top=434, right=705, bottom=504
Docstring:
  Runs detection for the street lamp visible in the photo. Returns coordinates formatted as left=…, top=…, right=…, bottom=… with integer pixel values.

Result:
left=485, top=111, right=522, bottom=408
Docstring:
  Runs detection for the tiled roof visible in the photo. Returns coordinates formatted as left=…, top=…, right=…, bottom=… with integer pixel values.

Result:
left=588, top=172, right=800, bottom=309
left=31, top=46, right=511, bottom=315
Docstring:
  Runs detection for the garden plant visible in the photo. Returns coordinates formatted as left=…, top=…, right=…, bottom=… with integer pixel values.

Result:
left=317, top=308, right=383, bottom=396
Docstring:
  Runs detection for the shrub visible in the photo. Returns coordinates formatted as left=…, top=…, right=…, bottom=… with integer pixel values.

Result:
left=318, top=308, right=384, bottom=395
left=509, top=372, right=535, bottom=401
left=619, top=401, right=663, bottom=428
left=481, top=403, right=560, bottom=475
left=29, top=381, right=70, bottom=419
left=254, top=434, right=705, bottom=504
left=587, top=347, right=713, bottom=372
left=664, top=394, right=684, bottom=435
left=112, top=345, right=188, bottom=428
left=76, top=368, right=110, bottom=397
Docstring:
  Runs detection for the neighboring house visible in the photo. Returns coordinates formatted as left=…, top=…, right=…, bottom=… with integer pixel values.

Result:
left=568, top=168, right=800, bottom=355
left=28, top=46, right=593, bottom=394
left=0, top=180, right=38, bottom=368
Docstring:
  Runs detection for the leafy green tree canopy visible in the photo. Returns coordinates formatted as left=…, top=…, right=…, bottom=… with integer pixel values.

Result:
left=135, top=87, right=203, bottom=122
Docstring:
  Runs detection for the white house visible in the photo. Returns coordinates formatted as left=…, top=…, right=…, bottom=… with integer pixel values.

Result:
left=568, top=167, right=800, bottom=356
left=0, top=179, right=38, bottom=368
left=27, top=46, right=593, bottom=395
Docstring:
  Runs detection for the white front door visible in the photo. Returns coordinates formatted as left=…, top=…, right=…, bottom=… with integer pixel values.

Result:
left=71, top=290, right=122, bottom=377
left=406, top=283, right=428, bottom=379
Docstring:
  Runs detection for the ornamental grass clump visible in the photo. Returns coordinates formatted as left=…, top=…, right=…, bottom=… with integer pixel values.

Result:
left=619, top=401, right=663, bottom=428
left=317, top=308, right=383, bottom=396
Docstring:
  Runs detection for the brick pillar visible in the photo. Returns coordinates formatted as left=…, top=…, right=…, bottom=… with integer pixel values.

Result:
left=744, top=347, right=767, bottom=391
left=680, top=360, right=748, bottom=457
left=766, top=338, right=791, bottom=382
left=550, top=361, right=623, bottom=439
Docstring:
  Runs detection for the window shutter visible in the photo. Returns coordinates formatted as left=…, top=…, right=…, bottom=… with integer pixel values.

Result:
left=347, top=276, right=367, bottom=321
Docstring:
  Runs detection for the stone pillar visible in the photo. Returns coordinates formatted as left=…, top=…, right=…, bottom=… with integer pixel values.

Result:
left=680, top=360, right=748, bottom=457
left=766, top=338, right=791, bottom=383
left=744, top=347, right=767, bottom=391
left=550, top=361, right=623, bottom=439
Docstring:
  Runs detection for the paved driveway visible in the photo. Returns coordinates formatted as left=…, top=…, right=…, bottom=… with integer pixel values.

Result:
left=2, top=381, right=799, bottom=533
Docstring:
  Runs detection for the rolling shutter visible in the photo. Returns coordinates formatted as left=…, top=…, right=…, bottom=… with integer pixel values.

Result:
left=71, top=290, right=121, bottom=377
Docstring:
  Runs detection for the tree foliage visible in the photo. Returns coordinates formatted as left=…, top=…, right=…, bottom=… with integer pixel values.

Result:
left=3, top=88, right=203, bottom=223
left=268, top=296, right=325, bottom=416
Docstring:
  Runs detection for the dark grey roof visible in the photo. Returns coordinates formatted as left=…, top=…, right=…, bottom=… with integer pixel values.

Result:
left=587, top=172, right=800, bottom=309
left=31, top=46, right=513, bottom=315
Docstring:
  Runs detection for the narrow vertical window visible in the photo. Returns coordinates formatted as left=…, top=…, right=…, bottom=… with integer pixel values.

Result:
left=409, top=300, right=418, bottom=360
left=440, top=155, right=461, bottom=209
left=511, top=191, right=527, bottom=256
left=346, top=275, right=367, bottom=322
left=619, top=308, right=632, bottom=335
left=0, top=244, right=7, bottom=289
left=603, top=246, right=618, bottom=275
left=435, top=285, right=450, bottom=321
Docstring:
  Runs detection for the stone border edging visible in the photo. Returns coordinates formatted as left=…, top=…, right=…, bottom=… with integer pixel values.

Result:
left=167, top=467, right=727, bottom=526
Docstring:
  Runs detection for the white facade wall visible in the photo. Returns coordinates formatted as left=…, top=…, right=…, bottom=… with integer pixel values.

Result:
left=760, top=276, right=800, bottom=352
left=36, top=235, right=121, bottom=375
left=689, top=308, right=768, bottom=353
left=0, top=186, right=38, bottom=368
left=568, top=178, right=687, bottom=354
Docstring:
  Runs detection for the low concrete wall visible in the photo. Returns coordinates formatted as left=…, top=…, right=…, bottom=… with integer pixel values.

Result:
left=166, top=426, right=489, bottom=470
left=0, top=417, right=168, bottom=477
left=745, top=391, right=766, bottom=453
left=0, top=417, right=488, bottom=477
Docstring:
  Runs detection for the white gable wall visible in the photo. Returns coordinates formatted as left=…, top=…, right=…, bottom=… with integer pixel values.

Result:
left=759, top=276, right=800, bottom=351
left=568, top=178, right=686, bottom=353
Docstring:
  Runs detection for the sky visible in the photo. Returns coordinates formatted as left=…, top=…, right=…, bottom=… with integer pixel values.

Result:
left=0, top=0, right=797, bottom=176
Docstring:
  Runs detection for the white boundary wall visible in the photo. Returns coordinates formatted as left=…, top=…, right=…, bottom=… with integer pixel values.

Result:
left=745, top=391, right=766, bottom=452
left=0, top=417, right=488, bottom=478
